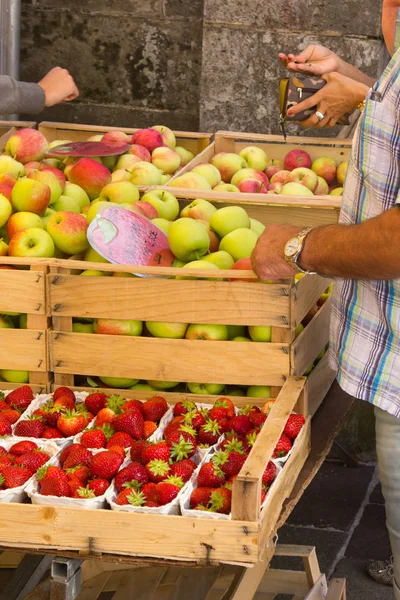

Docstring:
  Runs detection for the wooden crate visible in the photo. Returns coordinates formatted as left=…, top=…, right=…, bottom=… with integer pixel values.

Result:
left=0, top=120, right=37, bottom=151
left=0, top=377, right=310, bottom=565
left=0, top=259, right=50, bottom=393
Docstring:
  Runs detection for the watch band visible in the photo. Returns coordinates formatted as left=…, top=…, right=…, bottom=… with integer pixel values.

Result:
left=286, top=227, right=317, bottom=275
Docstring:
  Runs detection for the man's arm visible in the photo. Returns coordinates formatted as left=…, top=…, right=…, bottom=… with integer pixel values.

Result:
left=0, top=76, right=45, bottom=115
left=336, top=60, right=377, bottom=87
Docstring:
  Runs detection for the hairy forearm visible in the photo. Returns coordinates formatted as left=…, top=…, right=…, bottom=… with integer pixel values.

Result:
left=299, top=206, right=400, bottom=279
left=337, top=58, right=377, bottom=87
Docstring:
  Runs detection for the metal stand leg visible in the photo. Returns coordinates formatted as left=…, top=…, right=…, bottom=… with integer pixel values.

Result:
left=50, top=557, right=83, bottom=600
left=0, top=554, right=54, bottom=600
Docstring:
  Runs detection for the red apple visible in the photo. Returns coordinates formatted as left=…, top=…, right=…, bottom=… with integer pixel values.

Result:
left=5, top=129, right=48, bottom=163
left=237, top=179, right=268, bottom=193
left=311, top=157, right=337, bottom=185
left=0, top=184, right=14, bottom=200
left=67, top=158, right=111, bottom=200
left=102, top=131, right=130, bottom=144
left=11, top=178, right=50, bottom=215
left=284, top=149, right=312, bottom=171
left=135, top=201, right=158, bottom=220
left=229, top=257, right=254, bottom=282
left=127, top=144, right=151, bottom=162
left=270, top=170, right=291, bottom=185
left=40, top=166, right=66, bottom=191
left=7, top=211, right=43, bottom=239
left=267, top=182, right=283, bottom=194
left=47, top=212, right=89, bottom=255
left=132, top=129, right=163, bottom=153
left=265, top=159, right=284, bottom=179
left=287, top=168, right=318, bottom=192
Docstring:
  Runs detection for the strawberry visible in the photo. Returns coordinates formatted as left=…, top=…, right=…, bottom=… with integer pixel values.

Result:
left=249, top=411, right=267, bottom=429
left=173, top=399, right=196, bottom=417
left=219, top=435, right=249, bottom=454
left=54, top=396, right=75, bottom=410
left=42, top=427, right=63, bottom=439
left=0, top=465, right=31, bottom=488
left=142, top=482, right=159, bottom=503
left=143, top=421, right=157, bottom=439
left=209, top=487, right=232, bottom=514
left=190, top=487, right=214, bottom=509
left=63, top=445, right=92, bottom=469
left=9, top=441, right=38, bottom=456
left=213, top=450, right=247, bottom=479
left=208, top=406, right=229, bottom=422
left=142, top=396, right=168, bottom=423
left=146, top=459, right=171, bottom=483
left=96, top=408, right=116, bottom=427
left=14, top=418, right=45, bottom=438
left=89, top=450, right=123, bottom=480
left=0, top=418, right=12, bottom=436
left=65, top=465, right=90, bottom=484
left=198, top=420, right=222, bottom=446
left=0, top=455, right=14, bottom=470
left=115, top=462, right=148, bottom=493
left=32, top=408, right=50, bottom=423
left=261, top=485, right=269, bottom=504
left=145, top=500, right=159, bottom=507
left=88, top=479, right=110, bottom=496
left=6, top=386, right=33, bottom=411
left=84, top=392, right=107, bottom=416
left=1, top=409, right=21, bottom=424
left=169, top=459, right=196, bottom=482
left=59, top=443, right=82, bottom=466
left=184, top=410, right=206, bottom=430
left=106, top=432, right=134, bottom=449
left=53, top=387, right=76, bottom=402
left=46, top=407, right=63, bottom=428
left=16, top=450, right=50, bottom=473
left=141, top=442, right=170, bottom=465
left=68, top=478, right=84, bottom=497
left=283, top=414, right=305, bottom=440
left=117, top=488, right=146, bottom=507
left=81, top=429, right=107, bottom=449
left=122, top=399, right=144, bottom=415
left=0, top=400, right=9, bottom=411
left=112, top=409, right=144, bottom=440
left=168, top=435, right=196, bottom=461
left=165, top=425, right=197, bottom=448
left=40, top=477, right=71, bottom=497
left=156, top=480, right=181, bottom=505
left=57, top=410, right=87, bottom=437
left=37, top=465, right=68, bottom=485
left=107, top=445, right=126, bottom=458
left=262, top=461, right=277, bottom=486
left=130, top=440, right=149, bottom=463
left=197, top=462, right=225, bottom=488
left=226, top=415, right=252, bottom=436
left=95, top=395, right=125, bottom=427
left=273, top=434, right=292, bottom=458
left=0, top=446, right=6, bottom=454
left=246, top=429, right=261, bottom=448
left=214, top=397, right=235, bottom=419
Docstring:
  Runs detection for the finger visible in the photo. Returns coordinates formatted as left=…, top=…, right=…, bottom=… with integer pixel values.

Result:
left=292, top=45, right=315, bottom=63
left=328, top=117, right=338, bottom=127
left=287, top=88, right=325, bottom=116
left=315, top=112, right=332, bottom=128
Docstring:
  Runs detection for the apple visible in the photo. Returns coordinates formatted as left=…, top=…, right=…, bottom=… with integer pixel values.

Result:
left=210, top=153, right=247, bottom=182
left=19, top=314, right=27, bottom=328
left=42, top=158, right=65, bottom=170
left=284, top=149, right=312, bottom=171
left=314, top=176, right=329, bottom=196
left=227, top=325, right=246, bottom=339
left=246, top=385, right=272, bottom=398
left=5, top=128, right=48, bottom=163
left=195, top=221, right=219, bottom=253
left=86, top=200, right=112, bottom=224
left=227, top=387, right=246, bottom=396
left=176, top=260, right=219, bottom=280
left=202, top=250, right=234, bottom=270
left=270, top=170, right=291, bottom=185
left=0, top=194, right=12, bottom=228
left=232, top=336, right=252, bottom=341
left=312, top=157, right=337, bottom=185
left=99, top=181, right=140, bottom=204
left=248, top=325, right=272, bottom=342
left=161, top=174, right=172, bottom=185
left=337, top=161, right=348, bottom=185
left=265, top=159, right=284, bottom=179
left=191, top=163, right=221, bottom=188
left=81, top=270, right=110, bottom=277
left=63, top=182, right=90, bottom=210
left=239, top=146, right=268, bottom=171
left=329, top=187, right=343, bottom=196
left=185, top=323, right=228, bottom=341
left=99, top=376, right=139, bottom=389
left=237, top=179, right=268, bottom=193
left=47, top=212, right=89, bottom=254
left=130, top=382, right=158, bottom=391
left=129, top=161, right=162, bottom=186
left=280, top=182, right=314, bottom=196
left=250, top=218, right=265, bottom=236
left=135, top=201, right=158, bottom=219
left=113, top=272, right=136, bottom=278
left=0, top=184, right=14, bottom=201
left=24, top=161, right=41, bottom=174
left=146, top=321, right=188, bottom=339
left=210, top=206, right=250, bottom=238
left=40, top=166, right=66, bottom=190
left=132, top=128, right=163, bottom=153
left=11, top=178, right=50, bottom=215
left=73, top=322, right=95, bottom=333
left=168, top=218, right=210, bottom=261
left=172, top=258, right=186, bottom=268
left=168, top=172, right=212, bottom=190
left=0, top=155, right=25, bottom=178
left=8, top=227, right=54, bottom=258
left=94, top=319, right=143, bottom=336
left=28, top=170, right=62, bottom=205
left=0, top=315, right=13, bottom=329
left=0, top=369, right=29, bottom=384
left=180, top=199, right=217, bottom=221
left=212, top=183, right=240, bottom=192
left=111, top=169, right=131, bottom=183
left=219, top=228, right=258, bottom=261
left=231, top=168, right=269, bottom=187
left=67, top=158, right=111, bottom=200
left=86, top=135, right=103, bottom=142
left=0, top=239, right=8, bottom=255
left=84, top=247, right=109, bottom=263
left=151, top=147, right=181, bottom=174
left=7, top=211, right=43, bottom=239
left=127, top=144, right=151, bottom=162
left=318, top=283, right=334, bottom=306
left=174, top=146, right=194, bottom=167
left=151, top=218, right=171, bottom=234
left=187, top=382, right=225, bottom=394
left=147, top=380, right=180, bottom=390
left=102, top=131, right=130, bottom=144
left=41, top=207, right=56, bottom=231
left=102, top=155, right=118, bottom=171
left=51, top=195, right=81, bottom=214
left=287, top=168, right=318, bottom=192
left=0, top=172, right=16, bottom=186
left=140, top=190, right=179, bottom=221
left=114, top=155, right=141, bottom=171
left=295, top=323, right=304, bottom=337
left=47, top=139, right=72, bottom=150
left=151, top=125, right=176, bottom=148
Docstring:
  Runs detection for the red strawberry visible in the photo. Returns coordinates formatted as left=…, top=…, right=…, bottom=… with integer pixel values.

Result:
left=209, top=487, right=232, bottom=514
left=41, top=477, right=71, bottom=497
left=53, top=387, right=76, bottom=402
left=65, top=465, right=90, bottom=484
left=81, top=429, right=107, bottom=449
left=283, top=414, right=305, bottom=440
left=226, top=415, right=252, bottom=436
left=214, top=397, right=235, bottom=419
left=0, top=455, right=14, bottom=470
left=168, top=434, right=196, bottom=461
left=59, top=443, right=81, bottom=467
left=156, top=480, right=181, bottom=505
left=88, top=478, right=110, bottom=496
left=173, top=399, right=196, bottom=417
left=1, top=409, right=20, bottom=424
left=6, top=386, right=33, bottom=411
left=63, top=445, right=92, bottom=469
left=68, top=478, right=85, bottom=496
left=220, top=435, right=249, bottom=454
left=32, top=408, right=50, bottom=423
left=122, top=399, right=144, bottom=415
left=0, top=400, right=9, bottom=411
left=142, top=396, right=168, bottom=423
left=214, top=450, right=247, bottom=479
left=106, top=432, right=134, bottom=449
left=95, top=395, right=125, bottom=427
left=208, top=406, right=229, bottom=422
left=165, top=425, right=197, bottom=448
left=190, top=487, right=214, bottom=509
left=46, top=407, right=63, bottom=428
left=9, top=441, right=38, bottom=456
left=42, top=427, right=63, bottom=439
left=130, top=440, right=149, bottom=463
left=198, top=420, right=222, bottom=446
left=14, top=418, right=45, bottom=438
left=0, top=418, right=12, bottom=436
left=169, top=459, right=196, bottom=483
left=89, top=450, right=123, bottom=480
left=262, top=461, right=277, bottom=486
left=116, top=488, right=146, bottom=506
left=249, top=411, right=267, bottom=428
left=143, top=421, right=157, bottom=439
left=146, top=459, right=171, bottom=483
left=54, top=396, right=75, bottom=410
left=38, top=465, right=68, bottom=485
left=0, top=446, right=6, bottom=454
left=112, top=409, right=144, bottom=440
left=0, top=465, right=31, bottom=488
left=84, top=392, right=107, bottom=416
left=246, top=429, right=260, bottom=448
left=273, top=434, right=292, bottom=458
left=197, top=462, right=225, bottom=488
left=261, top=486, right=267, bottom=504
left=16, top=450, right=50, bottom=473
left=184, top=410, right=206, bottom=430
left=142, top=482, right=159, bottom=503
left=115, top=462, right=148, bottom=493
left=57, top=410, right=87, bottom=437
left=141, top=442, right=170, bottom=465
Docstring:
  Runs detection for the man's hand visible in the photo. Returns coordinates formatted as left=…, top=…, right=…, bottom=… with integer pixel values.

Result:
left=38, top=67, right=79, bottom=107
left=251, top=224, right=303, bottom=280
left=279, top=45, right=341, bottom=77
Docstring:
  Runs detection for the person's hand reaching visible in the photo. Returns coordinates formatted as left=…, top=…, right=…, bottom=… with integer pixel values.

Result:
left=38, top=67, right=79, bottom=107
left=279, top=45, right=341, bottom=77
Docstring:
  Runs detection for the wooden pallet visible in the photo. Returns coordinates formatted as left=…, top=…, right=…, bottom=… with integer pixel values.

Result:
left=0, top=120, right=37, bottom=150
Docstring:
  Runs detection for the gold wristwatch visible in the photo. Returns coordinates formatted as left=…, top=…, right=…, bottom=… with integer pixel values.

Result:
left=284, top=227, right=316, bottom=274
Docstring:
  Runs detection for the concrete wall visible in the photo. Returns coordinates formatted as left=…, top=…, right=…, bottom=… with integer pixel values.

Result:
left=20, top=0, right=384, bottom=135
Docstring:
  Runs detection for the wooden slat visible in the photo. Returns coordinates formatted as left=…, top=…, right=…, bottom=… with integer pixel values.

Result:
left=48, top=274, right=290, bottom=326
left=274, top=544, right=315, bottom=558
left=303, top=574, right=328, bottom=599
left=306, top=352, right=336, bottom=417
left=292, top=276, right=332, bottom=329
left=326, top=578, right=346, bottom=600
left=258, top=570, right=310, bottom=596
left=50, top=333, right=290, bottom=386
left=0, top=329, right=46, bottom=371
left=0, top=382, right=47, bottom=393
left=303, top=547, right=321, bottom=587
left=27, top=265, right=50, bottom=388
left=219, top=544, right=275, bottom=600
left=0, top=270, right=46, bottom=314
left=0, top=551, right=24, bottom=568
left=49, top=266, right=74, bottom=387
left=0, top=504, right=259, bottom=564
left=291, top=298, right=332, bottom=377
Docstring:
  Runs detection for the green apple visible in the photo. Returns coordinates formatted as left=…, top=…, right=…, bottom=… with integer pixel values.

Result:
left=212, top=183, right=240, bottom=192
left=336, top=161, right=348, bottom=185
left=130, top=382, right=158, bottom=391
left=172, top=258, right=187, bottom=268
left=176, top=260, right=219, bottom=280
left=30, top=170, right=62, bottom=205
left=231, top=168, right=267, bottom=187
left=62, top=182, right=90, bottom=210
left=19, top=314, right=27, bottom=329
left=303, top=363, right=314, bottom=376
left=141, top=190, right=179, bottom=221
left=227, top=325, right=246, bottom=339
left=94, top=319, right=143, bottom=335
left=248, top=325, right=272, bottom=342
left=87, top=201, right=110, bottom=224
left=169, top=172, right=212, bottom=190
left=0, top=369, right=29, bottom=383
left=12, top=178, right=50, bottom=215
left=99, top=376, right=139, bottom=388
left=47, top=212, right=89, bottom=255
left=147, top=380, right=180, bottom=390
left=219, top=228, right=258, bottom=261
left=52, top=195, right=81, bottom=213
left=99, top=181, right=140, bottom=204
left=0, top=194, right=12, bottom=228
left=174, top=146, right=194, bottom=167
left=102, top=155, right=118, bottom=171
left=129, top=162, right=162, bottom=186
left=232, top=336, right=252, bottom=341
left=191, top=164, right=221, bottom=188
left=295, top=323, right=304, bottom=337
left=146, top=321, right=188, bottom=339
left=246, top=385, right=272, bottom=398
left=202, top=251, right=234, bottom=270
left=0, top=238, right=8, bottom=255
left=185, top=323, right=228, bottom=341
left=168, top=218, right=210, bottom=261
left=111, top=169, right=131, bottom=183
left=73, top=322, right=94, bottom=333
left=280, top=182, right=314, bottom=196
left=81, top=270, right=110, bottom=277
left=210, top=206, right=250, bottom=237
left=180, top=199, right=217, bottom=221
left=83, top=247, right=110, bottom=263
left=239, top=146, right=268, bottom=171
left=0, top=315, right=13, bottom=329
left=210, top=152, right=247, bottom=183
left=48, top=139, right=72, bottom=150
left=227, top=387, right=246, bottom=396
left=187, top=382, right=225, bottom=395
left=115, top=155, right=141, bottom=171
left=250, top=218, right=265, bottom=236
left=329, top=187, right=343, bottom=196
left=151, top=147, right=181, bottom=174
left=152, top=218, right=171, bottom=234
left=0, top=155, right=25, bottom=178
left=41, top=207, right=57, bottom=231
left=161, top=174, right=172, bottom=185
left=8, top=227, right=54, bottom=258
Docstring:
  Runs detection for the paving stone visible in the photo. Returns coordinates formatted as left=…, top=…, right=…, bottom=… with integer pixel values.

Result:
left=370, top=482, right=385, bottom=505
left=286, top=462, right=375, bottom=531
left=22, top=0, right=163, bottom=16
left=333, top=557, right=394, bottom=600
left=163, top=0, right=204, bottom=18
left=346, top=503, right=392, bottom=561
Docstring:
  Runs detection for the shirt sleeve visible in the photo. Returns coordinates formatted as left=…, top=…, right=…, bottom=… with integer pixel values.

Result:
left=0, top=76, right=45, bottom=115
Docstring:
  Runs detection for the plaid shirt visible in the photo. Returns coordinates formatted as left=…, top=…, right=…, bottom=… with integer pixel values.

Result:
left=329, top=17, right=400, bottom=417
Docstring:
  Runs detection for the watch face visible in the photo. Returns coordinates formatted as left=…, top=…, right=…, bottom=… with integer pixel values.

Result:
left=285, top=238, right=300, bottom=258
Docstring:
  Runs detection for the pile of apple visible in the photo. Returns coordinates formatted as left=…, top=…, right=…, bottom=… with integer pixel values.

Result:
left=168, top=146, right=348, bottom=197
